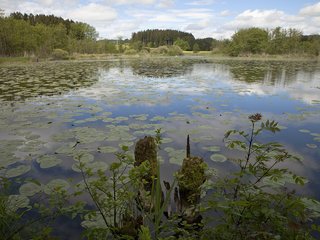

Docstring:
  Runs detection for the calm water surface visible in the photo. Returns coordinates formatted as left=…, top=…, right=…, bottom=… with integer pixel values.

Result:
left=1, top=57, right=320, bottom=237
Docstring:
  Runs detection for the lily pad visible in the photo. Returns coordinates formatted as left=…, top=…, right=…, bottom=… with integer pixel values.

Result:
left=87, top=161, right=109, bottom=172
left=98, top=146, right=118, bottom=153
left=306, top=144, right=317, bottom=149
left=6, top=165, right=31, bottom=178
left=19, top=182, right=42, bottom=196
left=210, top=154, right=227, bottom=162
left=167, top=149, right=185, bottom=166
left=37, top=155, right=62, bottom=169
left=81, top=212, right=109, bottom=229
left=55, top=142, right=76, bottom=154
left=72, top=161, right=108, bottom=173
left=299, top=129, right=310, bottom=133
left=7, top=195, right=30, bottom=212
left=44, top=179, right=70, bottom=194
left=118, top=142, right=134, bottom=148
left=161, top=138, right=173, bottom=144
left=202, top=146, right=221, bottom=152
left=73, top=152, right=94, bottom=163
left=150, top=116, right=166, bottom=122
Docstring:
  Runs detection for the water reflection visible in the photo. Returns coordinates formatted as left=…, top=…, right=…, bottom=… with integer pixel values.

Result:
left=1, top=58, right=320, bottom=237
left=129, top=58, right=195, bottom=78
left=190, top=60, right=320, bottom=104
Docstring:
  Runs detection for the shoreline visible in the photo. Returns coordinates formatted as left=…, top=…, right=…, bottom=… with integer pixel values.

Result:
left=1, top=52, right=319, bottom=65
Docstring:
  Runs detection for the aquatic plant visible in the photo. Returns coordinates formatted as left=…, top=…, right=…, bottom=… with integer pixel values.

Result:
left=206, top=114, right=320, bottom=239
left=1, top=115, right=320, bottom=239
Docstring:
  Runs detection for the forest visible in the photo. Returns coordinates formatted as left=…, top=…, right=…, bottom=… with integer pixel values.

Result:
left=0, top=10, right=320, bottom=57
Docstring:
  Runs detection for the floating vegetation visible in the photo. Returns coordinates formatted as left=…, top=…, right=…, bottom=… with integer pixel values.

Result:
left=210, top=154, right=227, bottom=162
left=36, top=155, right=62, bottom=169
left=19, top=182, right=42, bottom=196
left=165, top=147, right=185, bottom=166
left=0, top=59, right=320, bottom=228
left=7, top=195, right=30, bottom=212
left=72, top=127, right=106, bottom=144
left=73, top=152, right=94, bottom=163
left=299, top=129, right=311, bottom=133
left=161, top=138, right=173, bottom=144
left=118, top=142, right=134, bottom=148
left=98, top=146, right=118, bottom=153
left=130, top=114, right=148, bottom=121
left=72, top=161, right=108, bottom=173
left=6, top=165, right=31, bottom=178
left=44, top=179, right=70, bottom=194
left=55, top=143, right=77, bottom=155
left=150, top=116, right=166, bottom=122
left=202, top=146, right=221, bottom=152
left=0, top=140, right=24, bottom=167
left=306, top=144, right=318, bottom=149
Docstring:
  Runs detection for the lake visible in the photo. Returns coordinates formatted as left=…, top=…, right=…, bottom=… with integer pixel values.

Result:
left=1, top=57, right=320, bottom=237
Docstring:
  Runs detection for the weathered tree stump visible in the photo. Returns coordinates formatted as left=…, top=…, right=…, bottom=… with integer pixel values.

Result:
left=134, top=136, right=157, bottom=174
left=134, top=136, right=161, bottom=212
left=177, top=156, right=206, bottom=207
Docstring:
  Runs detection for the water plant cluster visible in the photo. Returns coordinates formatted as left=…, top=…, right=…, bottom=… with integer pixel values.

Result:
left=1, top=114, right=320, bottom=239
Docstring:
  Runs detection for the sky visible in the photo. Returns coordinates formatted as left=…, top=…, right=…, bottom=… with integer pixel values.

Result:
left=1, top=0, right=320, bottom=39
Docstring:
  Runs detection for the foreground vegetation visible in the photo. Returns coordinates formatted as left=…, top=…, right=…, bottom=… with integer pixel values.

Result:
left=1, top=114, right=320, bottom=239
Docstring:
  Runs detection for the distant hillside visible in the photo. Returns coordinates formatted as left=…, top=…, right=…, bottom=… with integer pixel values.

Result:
left=131, top=29, right=196, bottom=48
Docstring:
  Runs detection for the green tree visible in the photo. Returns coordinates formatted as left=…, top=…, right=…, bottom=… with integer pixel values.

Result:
left=174, top=38, right=190, bottom=51
left=228, top=27, right=268, bottom=56
left=0, top=9, right=4, bottom=18
left=192, top=43, right=200, bottom=53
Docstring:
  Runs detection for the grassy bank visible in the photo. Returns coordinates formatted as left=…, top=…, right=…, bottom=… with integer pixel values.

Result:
left=1, top=52, right=318, bottom=65
left=0, top=56, right=32, bottom=64
left=73, top=51, right=320, bottom=62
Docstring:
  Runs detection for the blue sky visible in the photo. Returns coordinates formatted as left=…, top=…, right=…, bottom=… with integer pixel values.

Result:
left=1, top=0, right=319, bottom=39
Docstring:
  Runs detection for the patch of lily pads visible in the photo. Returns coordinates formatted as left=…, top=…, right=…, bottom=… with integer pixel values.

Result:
left=164, top=147, right=186, bottom=166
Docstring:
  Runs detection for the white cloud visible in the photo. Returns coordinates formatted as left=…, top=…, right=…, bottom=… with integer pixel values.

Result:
left=36, top=0, right=55, bottom=6
left=157, top=0, right=174, bottom=8
left=219, top=10, right=230, bottom=16
left=186, top=0, right=216, bottom=6
left=170, top=8, right=213, bottom=19
left=224, top=9, right=287, bottom=30
left=185, top=20, right=209, bottom=30
left=68, top=3, right=117, bottom=24
left=299, top=2, right=320, bottom=16
left=105, top=0, right=155, bottom=5
left=215, top=8, right=319, bottom=39
left=99, top=19, right=142, bottom=39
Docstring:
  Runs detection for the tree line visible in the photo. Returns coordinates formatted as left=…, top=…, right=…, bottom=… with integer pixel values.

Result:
left=222, top=27, right=320, bottom=56
left=131, top=29, right=195, bottom=48
left=0, top=11, right=118, bottom=57
left=130, top=29, right=216, bottom=51
left=0, top=10, right=319, bottom=57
